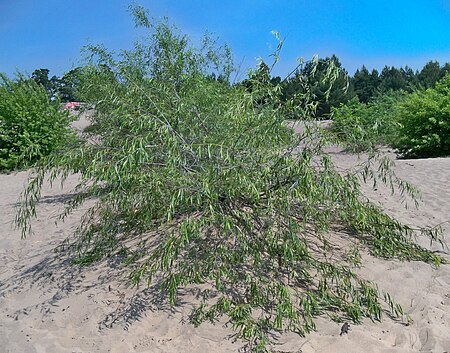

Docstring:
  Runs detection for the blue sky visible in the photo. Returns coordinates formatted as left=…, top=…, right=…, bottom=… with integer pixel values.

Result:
left=1, top=0, right=450, bottom=78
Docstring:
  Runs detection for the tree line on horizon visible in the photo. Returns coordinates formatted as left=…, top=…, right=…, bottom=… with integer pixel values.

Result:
left=275, top=56, right=450, bottom=118
left=30, top=56, right=450, bottom=119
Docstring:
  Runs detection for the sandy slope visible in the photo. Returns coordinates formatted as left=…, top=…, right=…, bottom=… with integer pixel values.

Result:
left=1, top=129, right=449, bottom=352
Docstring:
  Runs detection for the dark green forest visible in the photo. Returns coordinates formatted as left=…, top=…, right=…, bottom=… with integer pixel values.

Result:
left=270, top=57, right=450, bottom=118
left=30, top=57, right=450, bottom=118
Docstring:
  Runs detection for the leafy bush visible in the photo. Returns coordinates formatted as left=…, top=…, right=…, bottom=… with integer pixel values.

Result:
left=394, top=74, right=450, bottom=158
left=0, top=74, right=74, bottom=171
left=330, top=93, right=403, bottom=152
left=17, top=6, right=444, bottom=352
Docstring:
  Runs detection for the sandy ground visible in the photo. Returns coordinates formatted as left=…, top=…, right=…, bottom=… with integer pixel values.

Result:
left=1, top=119, right=449, bottom=353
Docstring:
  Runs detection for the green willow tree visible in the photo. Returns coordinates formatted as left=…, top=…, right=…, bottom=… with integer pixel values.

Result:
left=17, top=5, right=445, bottom=352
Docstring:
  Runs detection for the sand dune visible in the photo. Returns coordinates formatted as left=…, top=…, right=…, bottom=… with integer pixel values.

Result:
left=1, top=138, right=449, bottom=352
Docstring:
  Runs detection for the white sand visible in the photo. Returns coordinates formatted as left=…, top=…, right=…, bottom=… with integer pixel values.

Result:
left=1, top=123, right=449, bottom=352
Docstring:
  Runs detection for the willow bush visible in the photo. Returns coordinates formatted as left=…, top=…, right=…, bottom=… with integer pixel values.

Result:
left=17, top=6, right=445, bottom=352
left=330, top=93, right=404, bottom=153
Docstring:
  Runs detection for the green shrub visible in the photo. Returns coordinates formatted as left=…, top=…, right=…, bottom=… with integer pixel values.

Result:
left=330, top=98, right=372, bottom=151
left=394, top=74, right=450, bottom=158
left=16, top=7, right=444, bottom=351
left=330, top=93, right=403, bottom=152
left=0, top=74, right=75, bottom=171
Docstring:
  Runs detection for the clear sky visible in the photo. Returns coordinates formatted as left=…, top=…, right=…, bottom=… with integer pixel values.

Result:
left=1, top=0, right=450, bottom=78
